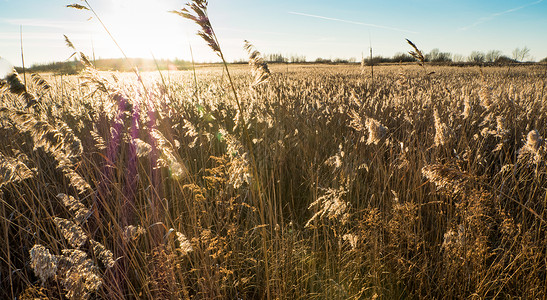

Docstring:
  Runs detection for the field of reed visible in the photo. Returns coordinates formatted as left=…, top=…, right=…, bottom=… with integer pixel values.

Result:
left=2, top=61, right=547, bottom=299
left=1, top=1, right=547, bottom=298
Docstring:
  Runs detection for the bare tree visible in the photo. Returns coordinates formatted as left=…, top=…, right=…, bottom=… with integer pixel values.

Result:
left=452, top=54, right=465, bottom=63
left=426, top=48, right=452, bottom=62
left=468, top=51, right=485, bottom=63
left=392, top=52, right=415, bottom=63
left=512, top=46, right=531, bottom=62
left=485, top=50, right=502, bottom=63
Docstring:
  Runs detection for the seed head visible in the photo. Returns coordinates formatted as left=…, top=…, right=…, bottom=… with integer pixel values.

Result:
left=29, top=244, right=58, bottom=283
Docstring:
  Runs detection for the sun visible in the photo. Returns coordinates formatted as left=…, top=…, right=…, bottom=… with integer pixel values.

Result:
left=80, top=0, right=189, bottom=60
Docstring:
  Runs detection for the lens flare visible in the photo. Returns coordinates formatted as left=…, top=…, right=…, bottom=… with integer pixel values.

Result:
left=0, top=57, right=14, bottom=79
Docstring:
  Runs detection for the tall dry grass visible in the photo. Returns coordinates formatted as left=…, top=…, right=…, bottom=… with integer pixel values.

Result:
left=1, top=2, right=547, bottom=298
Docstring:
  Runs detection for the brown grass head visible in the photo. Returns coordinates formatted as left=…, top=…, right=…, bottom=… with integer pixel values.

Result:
left=57, top=193, right=90, bottom=225
left=58, top=249, right=102, bottom=300
left=54, top=217, right=88, bottom=249
left=433, top=109, right=451, bottom=146
left=0, top=153, right=35, bottom=188
left=422, top=164, right=473, bottom=195
left=170, top=1, right=221, bottom=55
left=365, top=117, right=388, bottom=145
left=66, top=4, right=89, bottom=11
left=406, top=38, right=425, bottom=66
left=244, top=40, right=271, bottom=87
left=517, top=129, right=544, bottom=166
left=29, top=245, right=58, bottom=283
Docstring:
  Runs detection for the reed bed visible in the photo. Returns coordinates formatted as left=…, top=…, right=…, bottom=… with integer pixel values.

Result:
left=1, top=10, right=547, bottom=297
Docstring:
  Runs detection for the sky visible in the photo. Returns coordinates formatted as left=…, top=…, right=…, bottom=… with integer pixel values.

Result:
left=0, top=0, right=546, bottom=66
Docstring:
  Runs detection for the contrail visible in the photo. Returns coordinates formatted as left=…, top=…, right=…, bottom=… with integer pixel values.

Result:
left=288, top=11, right=419, bottom=34
left=458, top=0, right=544, bottom=31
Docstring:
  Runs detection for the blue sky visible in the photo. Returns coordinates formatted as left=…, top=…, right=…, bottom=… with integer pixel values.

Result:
left=0, top=0, right=546, bottom=66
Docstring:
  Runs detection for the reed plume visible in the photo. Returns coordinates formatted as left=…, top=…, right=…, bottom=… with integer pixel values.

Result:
left=58, top=249, right=102, bottom=300
left=0, top=153, right=35, bottom=188
left=123, top=225, right=146, bottom=242
left=64, top=34, right=76, bottom=50
left=325, top=146, right=344, bottom=169
left=365, top=117, right=388, bottom=145
left=306, top=186, right=350, bottom=227
left=0, top=109, right=91, bottom=193
left=244, top=40, right=271, bottom=87
left=517, top=129, right=544, bottom=166
left=150, top=129, right=186, bottom=178
left=479, top=86, right=493, bottom=109
left=66, top=4, right=89, bottom=11
left=406, top=39, right=425, bottom=66
left=132, top=138, right=152, bottom=157
left=29, top=245, right=58, bottom=283
left=462, top=94, right=472, bottom=119
left=170, top=1, right=221, bottom=55
left=54, top=217, right=88, bottom=249
left=89, top=239, right=115, bottom=269
left=58, top=193, right=90, bottom=225
left=175, top=231, right=193, bottom=256
left=0, top=70, right=38, bottom=108
left=433, top=109, right=451, bottom=146
left=31, top=73, right=51, bottom=91
left=343, top=233, right=359, bottom=250
left=422, top=164, right=472, bottom=195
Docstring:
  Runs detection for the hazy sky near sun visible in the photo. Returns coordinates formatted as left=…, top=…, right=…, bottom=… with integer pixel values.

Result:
left=1, top=0, right=546, bottom=66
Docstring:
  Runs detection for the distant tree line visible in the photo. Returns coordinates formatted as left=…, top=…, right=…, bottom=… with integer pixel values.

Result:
left=16, top=47, right=547, bottom=74
left=263, top=53, right=307, bottom=63
left=258, top=47, right=545, bottom=65
left=362, top=47, right=539, bottom=65
left=18, top=58, right=193, bottom=74
left=24, top=60, right=82, bottom=74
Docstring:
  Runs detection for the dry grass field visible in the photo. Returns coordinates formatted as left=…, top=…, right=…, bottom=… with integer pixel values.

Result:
left=0, top=3, right=546, bottom=299
left=1, top=61, right=547, bottom=299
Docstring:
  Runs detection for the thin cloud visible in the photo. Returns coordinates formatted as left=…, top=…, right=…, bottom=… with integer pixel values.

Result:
left=0, top=18, right=87, bottom=29
left=215, top=26, right=287, bottom=37
left=288, top=11, right=418, bottom=34
left=0, top=32, right=73, bottom=41
left=458, top=0, right=544, bottom=31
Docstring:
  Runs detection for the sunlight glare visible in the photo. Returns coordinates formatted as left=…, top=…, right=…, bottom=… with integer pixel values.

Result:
left=0, top=58, right=14, bottom=79
left=90, top=0, right=188, bottom=60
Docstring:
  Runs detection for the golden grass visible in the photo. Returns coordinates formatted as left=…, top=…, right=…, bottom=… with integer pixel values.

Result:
left=1, top=49, right=547, bottom=299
